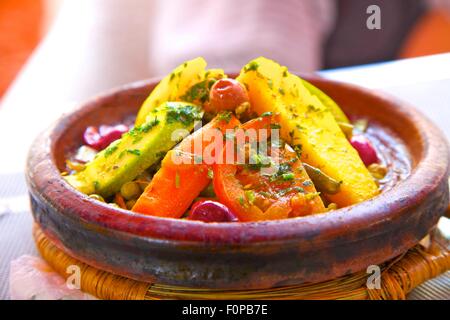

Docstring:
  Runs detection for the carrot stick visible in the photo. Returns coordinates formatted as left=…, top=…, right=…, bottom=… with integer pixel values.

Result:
left=132, top=114, right=241, bottom=217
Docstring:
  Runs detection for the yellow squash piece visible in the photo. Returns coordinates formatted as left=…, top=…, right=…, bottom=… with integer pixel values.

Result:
left=301, top=79, right=350, bottom=124
left=236, top=57, right=379, bottom=206
left=136, top=57, right=218, bottom=126
left=135, top=57, right=206, bottom=126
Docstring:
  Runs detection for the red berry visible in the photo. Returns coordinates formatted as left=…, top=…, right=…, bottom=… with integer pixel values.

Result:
left=83, top=126, right=102, bottom=150
left=83, top=124, right=128, bottom=151
left=189, top=200, right=238, bottom=222
left=207, top=78, right=249, bottom=113
left=97, top=124, right=128, bottom=149
left=350, top=134, right=379, bottom=166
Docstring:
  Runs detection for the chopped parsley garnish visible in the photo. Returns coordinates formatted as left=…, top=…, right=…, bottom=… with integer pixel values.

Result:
left=127, top=117, right=160, bottom=143
left=175, top=171, right=180, bottom=188
left=126, top=149, right=141, bottom=156
left=307, top=104, right=320, bottom=113
left=207, top=168, right=214, bottom=179
left=104, top=142, right=119, bottom=157
left=293, top=144, right=302, bottom=156
left=140, top=117, right=160, bottom=132
left=247, top=153, right=272, bottom=170
left=302, top=180, right=313, bottom=187
left=244, top=61, right=259, bottom=72
left=261, top=111, right=273, bottom=117
left=166, top=103, right=202, bottom=125
left=270, top=123, right=281, bottom=129
left=277, top=186, right=304, bottom=196
left=245, top=190, right=256, bottom=204
left=217, top=111, right=232, bottom=123
left=268, top=158, right=297, bottom=182
left=282, top=172, right=295, bottom=181
left=181, top=79, right=216, bottom=104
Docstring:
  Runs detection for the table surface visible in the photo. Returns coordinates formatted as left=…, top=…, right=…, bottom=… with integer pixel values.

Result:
left=0, top=53, right=449, bottom=300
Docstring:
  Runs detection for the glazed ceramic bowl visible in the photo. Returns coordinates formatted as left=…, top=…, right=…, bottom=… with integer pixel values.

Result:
left=26, top=75, right=450, bottom=289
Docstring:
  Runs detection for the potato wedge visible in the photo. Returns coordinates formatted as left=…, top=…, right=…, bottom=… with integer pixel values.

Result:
left=237, top=57, right=379, bottom=206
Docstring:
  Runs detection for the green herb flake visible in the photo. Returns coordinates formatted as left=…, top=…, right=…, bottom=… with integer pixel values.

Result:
left=278, top=87, right=285, bottom=95
left=166, top=103, right=202, bottom=125
left=126, top=149, right=141, bottom=156
left=217, top=111, right=232, bottom=123
left=302, top=180, right=313, bottom=187
left=104, top=143, right=119, bottom=157
left=271, top=123, right=281, bottom=130
left=175, top=171, right=181, bottom=188
left=181, top=79, right=216, bottom=104
left=277, top=186, right=304, bottom=197
left=307, top=104, right=320, bottom=113
left=140, top=117, right=160, bottom=133
left=207, top=168, right=214, bottom=179
left=244, top=61, right=259, bottom=72
left=282, top=172, right=295, bottom=181
left=293, top=144, right=302, bottom=156
left=247, top=153, right=272, bottom=170
left=245, top=190, right=256, bottom=204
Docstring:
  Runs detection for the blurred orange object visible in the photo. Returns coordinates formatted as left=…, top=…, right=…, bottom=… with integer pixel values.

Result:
left=0, top=0, right=44, bottom=98
left=400, top=9, right=450, bottom=58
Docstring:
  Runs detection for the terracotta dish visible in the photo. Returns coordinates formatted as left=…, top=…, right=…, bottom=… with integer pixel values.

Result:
left=26, top=75, right=450, bottom=289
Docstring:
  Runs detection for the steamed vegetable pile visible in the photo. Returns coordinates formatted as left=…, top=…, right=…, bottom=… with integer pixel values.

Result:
left=64, top=57, right=385, bottom=222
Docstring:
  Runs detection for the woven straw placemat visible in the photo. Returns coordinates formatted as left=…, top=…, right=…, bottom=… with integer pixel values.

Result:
left=33, top=224, right=449, bottom=300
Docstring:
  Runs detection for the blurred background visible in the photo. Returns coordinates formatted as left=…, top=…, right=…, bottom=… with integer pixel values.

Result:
left=1, top=0, right=450, bottom=102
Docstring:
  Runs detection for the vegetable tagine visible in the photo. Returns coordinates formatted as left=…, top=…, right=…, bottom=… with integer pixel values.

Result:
left=64, top=57, right=392, bottom=222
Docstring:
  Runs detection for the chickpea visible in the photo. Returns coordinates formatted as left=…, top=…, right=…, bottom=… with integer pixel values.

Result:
left=120, top=181, right=142, bottom=200
left=89, top=194, right=105, bottom=202
left=368, top=163, right=388, bottom=180
left=66, top=160, right=85, bottom=172
left=126, top=199, right=137, bottom=210
left=327, top=203, right=338, bottom=211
